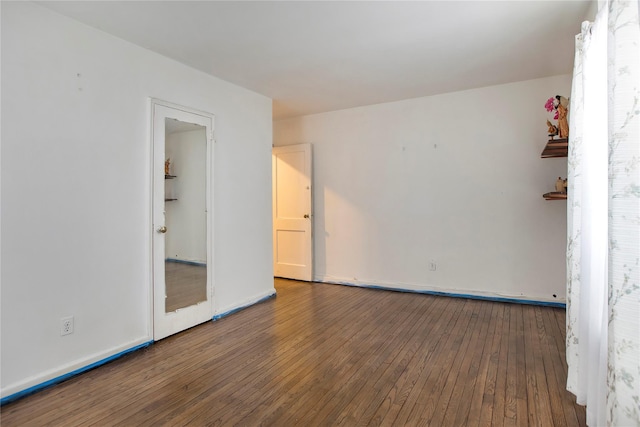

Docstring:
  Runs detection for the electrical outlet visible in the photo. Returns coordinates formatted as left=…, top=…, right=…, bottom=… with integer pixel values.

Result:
left=429, top=261, right=437, bottom=271
left=61, top=316, right=74, bottom=336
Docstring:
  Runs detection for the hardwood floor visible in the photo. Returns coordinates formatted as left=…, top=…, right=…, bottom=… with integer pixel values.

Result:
left=1, top=279, right=586, bottom=426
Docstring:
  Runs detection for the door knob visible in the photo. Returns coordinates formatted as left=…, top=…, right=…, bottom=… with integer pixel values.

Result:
left=304, top=214, right=310, bottom=219
left=157, top=226, right=167, bottom=233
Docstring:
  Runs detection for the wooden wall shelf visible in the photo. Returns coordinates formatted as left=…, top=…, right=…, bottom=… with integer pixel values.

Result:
left=541, top=138, right=568, bottom=158
left=541, top=138, right=568, bottom=200
left=165, top=175, right=177, bottom=200
left=543, top=192, right=567, bottom=201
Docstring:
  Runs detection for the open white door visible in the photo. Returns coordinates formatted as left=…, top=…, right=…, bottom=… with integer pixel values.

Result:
left=272, top=144, right=313, bottom=281
left=151, top=99, right=214, bottom=340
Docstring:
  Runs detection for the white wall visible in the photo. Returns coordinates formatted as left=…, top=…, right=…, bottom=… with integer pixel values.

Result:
left=165, top=129, right=207, bottom=264
left=274, top=75, right=570, bottom=302
left=1, top=2, right=273, bottom=397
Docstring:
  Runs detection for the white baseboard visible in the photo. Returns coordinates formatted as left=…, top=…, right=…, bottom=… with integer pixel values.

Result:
left=313, top=275, right=566, bottom=305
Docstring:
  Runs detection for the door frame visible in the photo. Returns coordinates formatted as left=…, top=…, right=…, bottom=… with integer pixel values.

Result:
left=148, top=98, right=215, bottom=341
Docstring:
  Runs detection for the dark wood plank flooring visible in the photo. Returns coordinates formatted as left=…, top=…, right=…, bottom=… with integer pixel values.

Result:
left=1, top=279, right=586, bottom=426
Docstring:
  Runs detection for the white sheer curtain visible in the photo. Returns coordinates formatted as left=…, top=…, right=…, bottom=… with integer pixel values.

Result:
left=566, top=1, right=640, bottom=426
left=566, top=10, right=609, bottom=426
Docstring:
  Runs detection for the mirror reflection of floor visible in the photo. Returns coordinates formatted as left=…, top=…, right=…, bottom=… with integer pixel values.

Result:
left=165, top=261, right=207, bottom=312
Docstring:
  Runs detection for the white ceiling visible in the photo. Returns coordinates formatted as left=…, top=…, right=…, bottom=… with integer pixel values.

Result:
left=41, top=1, right=593, bottom=120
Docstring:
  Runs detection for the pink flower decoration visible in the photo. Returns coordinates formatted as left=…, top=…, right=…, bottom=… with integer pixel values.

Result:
left=545, top=97, right=555, bottom=112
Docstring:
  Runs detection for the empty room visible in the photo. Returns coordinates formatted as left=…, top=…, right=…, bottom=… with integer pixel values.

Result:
left=1, top=1, right=638, bottom=426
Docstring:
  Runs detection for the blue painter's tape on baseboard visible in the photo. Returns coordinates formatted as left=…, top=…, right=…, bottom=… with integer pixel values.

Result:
left=165, top=258, right=206, bottom=267
left=0, top=341, right=153, bottom=406
left=212, top=292, right=277, bottom=321
left=320, top=280, right=566, bottom=309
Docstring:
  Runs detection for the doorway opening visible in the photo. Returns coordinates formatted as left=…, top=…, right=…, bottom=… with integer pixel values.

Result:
left=272, top=143, right=314, bottom=282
